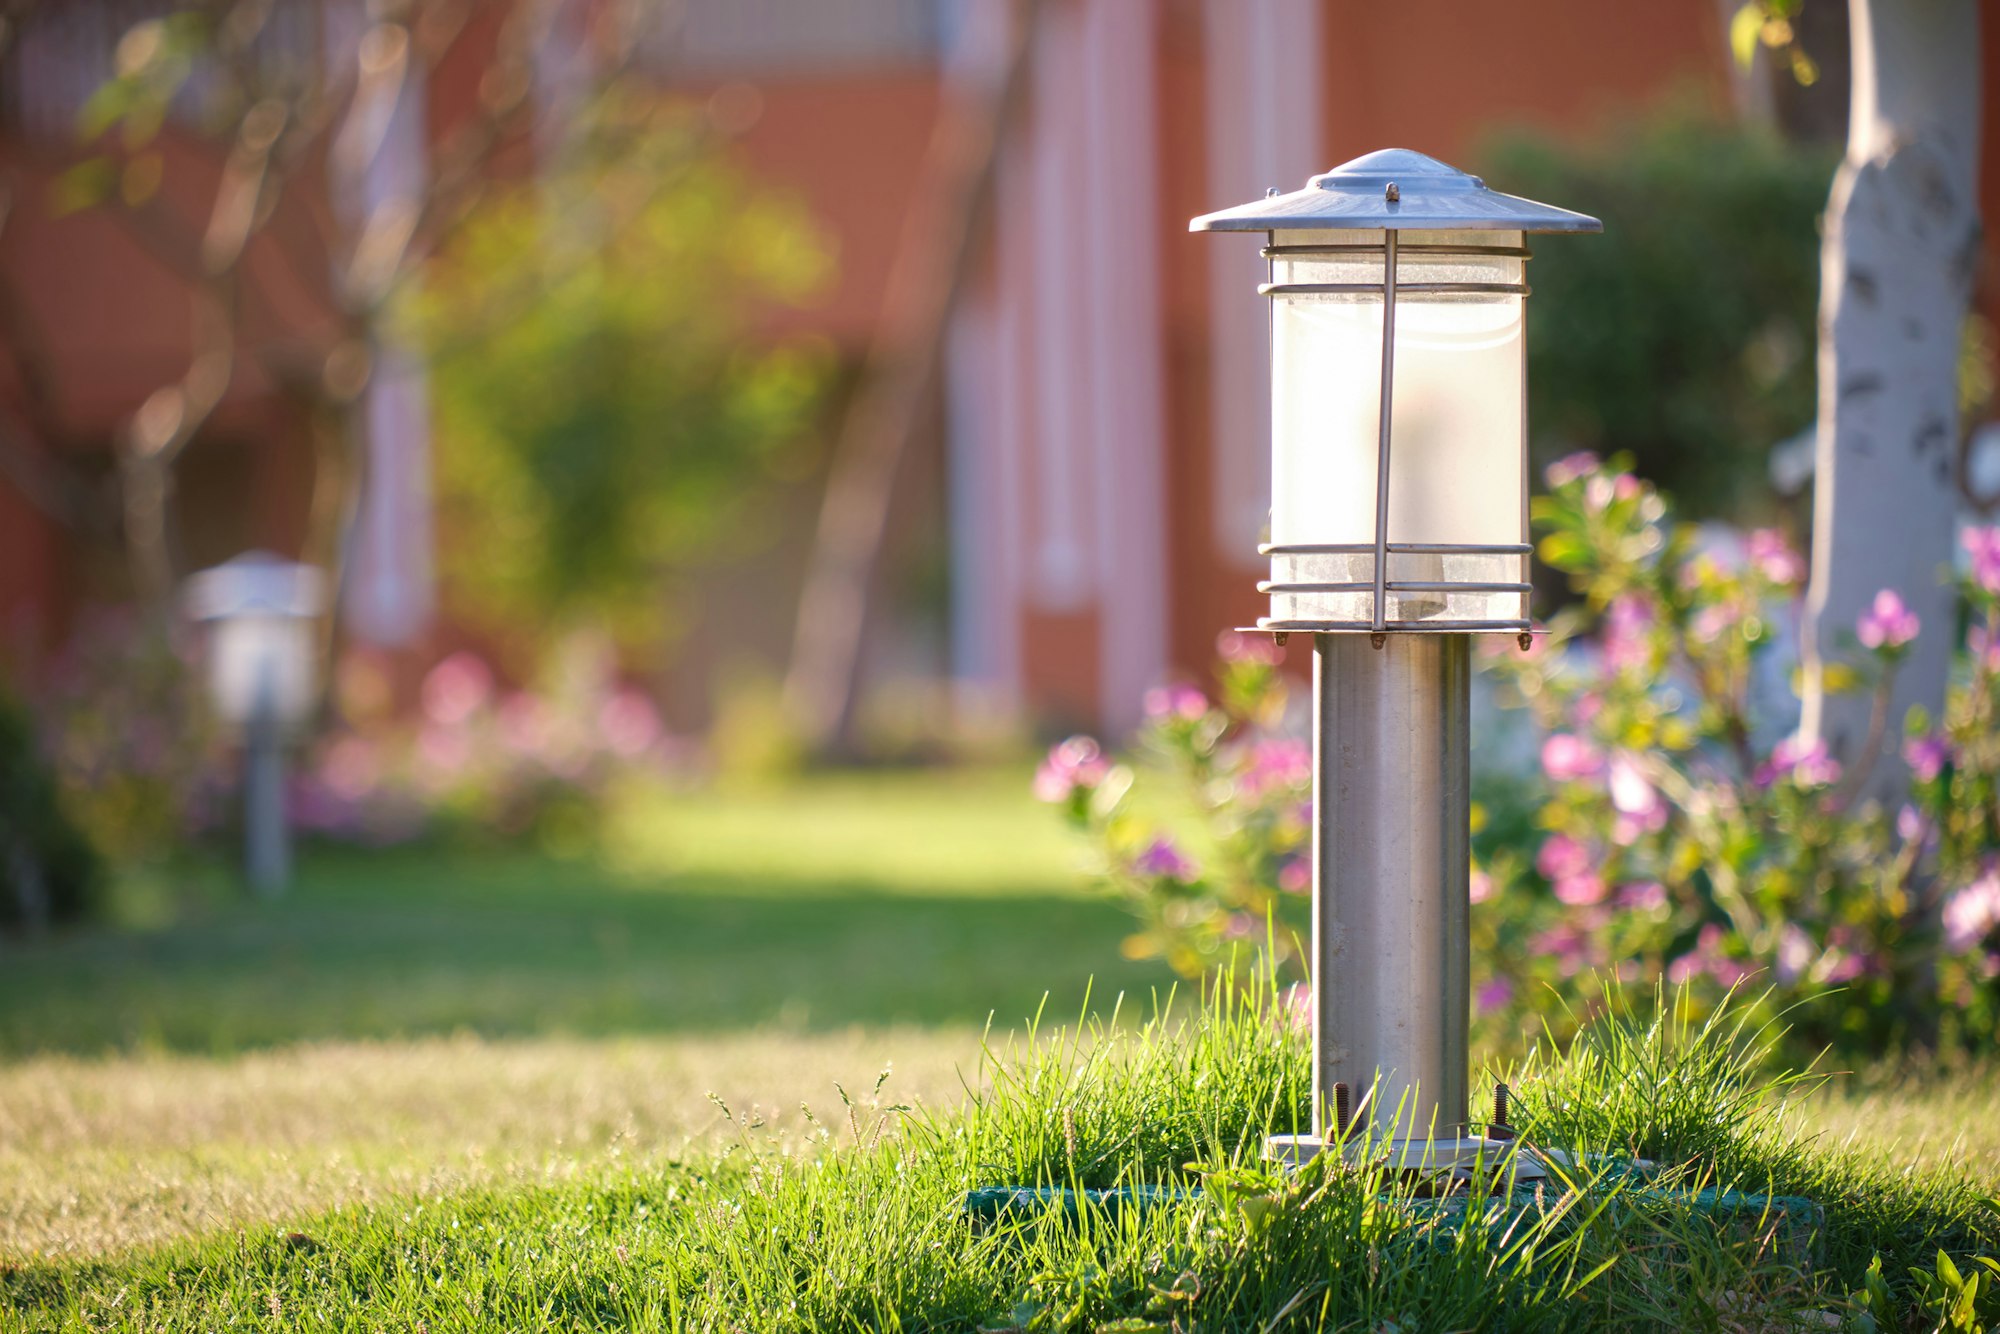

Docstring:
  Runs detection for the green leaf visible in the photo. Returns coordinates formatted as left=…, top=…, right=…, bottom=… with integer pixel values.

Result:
left=49, top=158, right=117, bottom=215
left=1537, top=532, right=1592, bottom=571
left=1729, top=4, right=1765, bottom=70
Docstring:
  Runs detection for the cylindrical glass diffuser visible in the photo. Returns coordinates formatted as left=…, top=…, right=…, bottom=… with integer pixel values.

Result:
left=209, top=613, right=319, bottom=730
left=1262, top=228, right=1529, bottom=629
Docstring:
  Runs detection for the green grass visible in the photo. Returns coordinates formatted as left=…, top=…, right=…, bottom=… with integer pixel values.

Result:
left=0, top=768, right=1166, bottom=1056
left=7, top=987, right=1997, bottom=1332
left=5, top=768, right=1999, bottom=1327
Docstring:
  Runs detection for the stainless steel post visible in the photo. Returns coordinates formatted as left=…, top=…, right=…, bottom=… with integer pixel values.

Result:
left=244, top=668, right=289, bottom=898
left=1310, top=632, right=1469, bottom=1141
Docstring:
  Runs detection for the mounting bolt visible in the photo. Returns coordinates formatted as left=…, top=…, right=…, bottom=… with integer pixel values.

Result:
left=1488, top=1081, right=1517, bottom=1142
left=1517, top=631, right=1534, bottom=652
left=1384, top=181, right=1400, bottom=203
left=1273, top=632, right=1290, bottom=648
left=1369, top=632, right=1387, bottom=650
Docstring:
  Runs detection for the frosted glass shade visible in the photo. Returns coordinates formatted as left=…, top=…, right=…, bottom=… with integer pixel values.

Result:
left=1265, top=228, right=1529, bottom=628
left=208, top=615, right=318, bottom=729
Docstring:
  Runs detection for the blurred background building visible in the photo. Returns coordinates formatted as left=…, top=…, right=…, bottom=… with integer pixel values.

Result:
left=3, top=0, right=1997, bottom=741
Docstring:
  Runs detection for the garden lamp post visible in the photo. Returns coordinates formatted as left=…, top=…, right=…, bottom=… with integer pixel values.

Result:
left=185, top=552, right=326, bottom=898
left=1191, top=148, right=1599, bottom=1168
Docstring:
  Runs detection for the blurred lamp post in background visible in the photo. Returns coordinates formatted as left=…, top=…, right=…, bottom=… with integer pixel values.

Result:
left=185, top=553, right=327, bottom=897
left=1192, top=148, right=1599, bottom=1169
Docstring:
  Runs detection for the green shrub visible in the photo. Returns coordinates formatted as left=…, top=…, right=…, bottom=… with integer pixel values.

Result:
left=1480, top=110, right=1834, bottom=522
left=0, top=689, right=101, bottom=930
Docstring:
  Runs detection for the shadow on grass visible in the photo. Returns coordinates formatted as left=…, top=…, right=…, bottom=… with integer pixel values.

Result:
left=0, top=845, right=1170, bottom=1057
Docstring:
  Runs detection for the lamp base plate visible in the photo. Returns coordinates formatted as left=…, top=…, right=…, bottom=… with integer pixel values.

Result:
left=1265, top=1133, right=1551, bottom=1179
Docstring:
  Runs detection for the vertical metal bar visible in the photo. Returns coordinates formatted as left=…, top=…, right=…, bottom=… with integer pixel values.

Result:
left=1370, top=231, right=1398, bottom=632
left=1311, top=632, right=1469, bottom=1141
left=1518, top=249, right=1532, bottom=629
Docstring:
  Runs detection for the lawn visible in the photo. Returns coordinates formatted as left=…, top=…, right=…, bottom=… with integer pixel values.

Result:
left=3, top=766, right=1997, bottom=1329
left=0, top=768, right=1164, bottom=1056
left=0, top=767, right=1175, bottom=1261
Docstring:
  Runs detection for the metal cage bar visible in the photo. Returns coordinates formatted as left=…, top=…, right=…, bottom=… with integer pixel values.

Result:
left=1368, top=232, right=1398, bottom=631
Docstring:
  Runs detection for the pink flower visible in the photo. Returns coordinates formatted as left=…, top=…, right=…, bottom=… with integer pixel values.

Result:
left=1240, top=739, right=1311, bottom=798
left=1755, top=734, right=1842, bottom=790
left=1528, top=923, right=1593, bottom=977
left=1608, top=754, right=1668, bottom=844
left=1553, top=873, right=1607, bottom=906
left=1216, top=630, right=1285, bottom=666
left=1616, top=881, right=1667, bottom=912
left=416, top=723, right=473, bottom=782
left=1943, top=866, right=2000, bottom=954
left=1746, top=528, right=1805, bottom=586
left=1963, top=527, right=2000, bottom=594
left=1602, top=594, right=1656, bottom=673
left=1608, top=754, right=1662, bottom=818
left=1278, top=856, right=1310, bottom=894
left=1475, top=977, right=1514, bottom=1014
left=1545, top=451, right=1600, bottom=488
left=1775, top=924, right=1814, bottom=985
left=1904, top=733, right=1950, bottom=783
left=1897, top=803, right=1934, bottom=847
left=1857, top=589, right=1919, bottom=651
left=598, top=689, right=662, bottom=758
left=1535, top=833, right=1592, bottom=884
left=1469, top=866, right=1494, bottom=904
left=319, top=736, right=381, bottom=802
left=1691, top=600, right=1742, bottom=642
left=421, top=652, right=494, bottom=727
left=499, top=693, right=554, bottom=758
left=1667, top=923, right=1750, bottom=988
left=1032, top=735, right=1109, bottom=802
left=1133, top=836, right=1196, bottom=881
left=1969, top=626, right=2000, bottom=672
left=1280, top=982, right=1312, bottom=1032
left=1540, top=733, right=1605, bottom=784
left=1143, top=684, right=1209, bottom=722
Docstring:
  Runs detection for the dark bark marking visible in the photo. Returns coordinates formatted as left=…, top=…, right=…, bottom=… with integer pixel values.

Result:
left=1915, top=414, right=1948, bottom=459
left=1846, top=266, right=1880, bottom=305
left=1840, top=372, right=1885, bottom=401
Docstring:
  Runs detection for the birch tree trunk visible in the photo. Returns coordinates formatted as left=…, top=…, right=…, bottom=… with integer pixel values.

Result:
left=1800, top=0, right=1982, bottom=800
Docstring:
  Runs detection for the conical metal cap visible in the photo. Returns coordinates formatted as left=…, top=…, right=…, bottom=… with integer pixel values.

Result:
left=1190, top=147, right=1601, bottom=234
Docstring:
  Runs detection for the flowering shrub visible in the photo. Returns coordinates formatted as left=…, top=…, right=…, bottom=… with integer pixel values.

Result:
left=38, top=612, right=220, bottom=872
left=1484, top=452, right=1999, bottom=1051
left=1034, top=634, right=1311, bottom=978
left=1039, top=454, right=2000, bottom=1055
left=294, top=638, right=684, bottom=853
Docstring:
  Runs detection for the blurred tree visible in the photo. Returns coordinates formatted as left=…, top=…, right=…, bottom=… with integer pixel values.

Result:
left=1480, top=111, right=1835, bottom=523
left=1779, top=0, right=1982, bottom=799
left=412, top=101, right=831, bottom=661
left=781, top=0, right=1042, bottom=757
left=0, top=0, right=655, bottom=635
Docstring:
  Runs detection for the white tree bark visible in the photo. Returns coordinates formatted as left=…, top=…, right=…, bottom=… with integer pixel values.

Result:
left=1801, top=0, right=1982, bottom=799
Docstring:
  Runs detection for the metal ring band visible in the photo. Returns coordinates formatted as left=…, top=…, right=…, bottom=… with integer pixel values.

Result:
left=1261, top=581, right=1533, bottom=595
left=1260, top=542, right=1533, bottom=556
left=1254, top=619, right=1534, bottom=633
left=1258, top=281, right=1530, bottom=297
left=1261, top=243, right=1533, bottom=259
